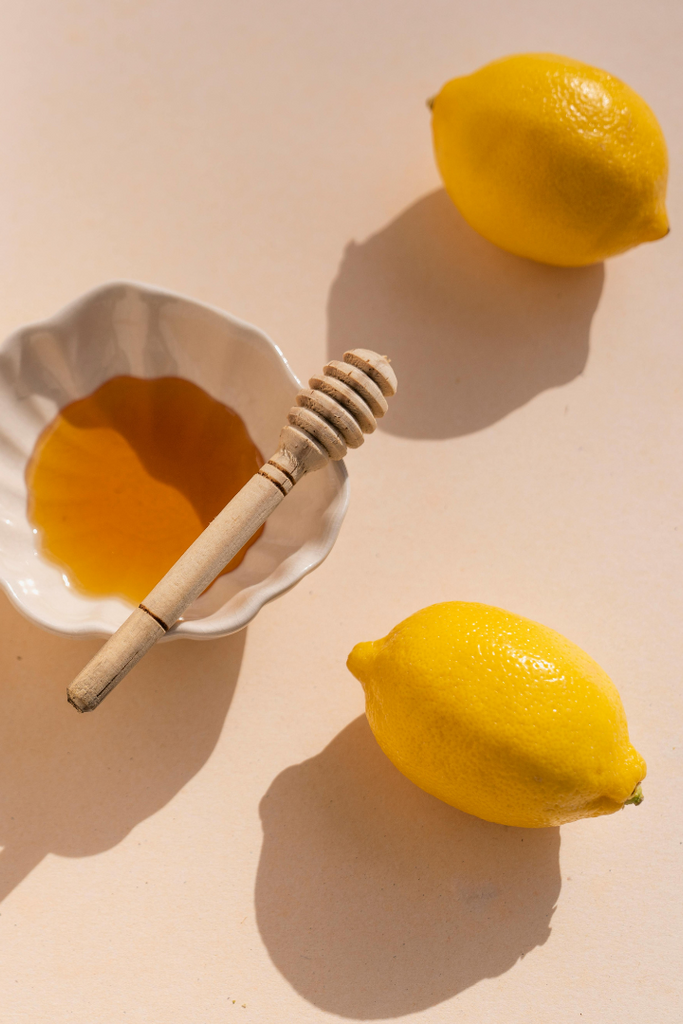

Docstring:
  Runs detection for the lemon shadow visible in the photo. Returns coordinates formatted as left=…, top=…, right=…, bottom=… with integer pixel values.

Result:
left=255, top=716, right=561, bottom=1019
left=0, top=594, right=244, bottom=902
left=327, top=190, right=604, bottom=439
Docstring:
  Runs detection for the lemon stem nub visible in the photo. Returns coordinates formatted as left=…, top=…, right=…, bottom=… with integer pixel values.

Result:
left=624, top=784, right=644, bottom=806
left=426, top=95, right=436, bottom=111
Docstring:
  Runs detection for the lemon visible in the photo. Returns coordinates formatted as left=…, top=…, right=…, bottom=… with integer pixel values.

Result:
left=347, top=602, right=646, bottom=828
left=430, top=53, right=669, bottom=266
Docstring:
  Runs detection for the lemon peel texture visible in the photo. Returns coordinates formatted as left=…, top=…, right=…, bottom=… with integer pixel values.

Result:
left=430, top=53, right=669, bottom=266
left=348, top=602, right=646, bottom=828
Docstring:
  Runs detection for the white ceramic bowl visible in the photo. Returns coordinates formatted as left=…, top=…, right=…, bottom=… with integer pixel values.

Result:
left=0, top=281, right=349, bottom=639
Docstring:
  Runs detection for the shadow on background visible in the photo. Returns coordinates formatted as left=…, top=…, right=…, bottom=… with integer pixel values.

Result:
left=256, top=716, right=560, bottom=1019
left=327, top=190, right=604, bottom=439
left=0, top=594, right=244, bottom=902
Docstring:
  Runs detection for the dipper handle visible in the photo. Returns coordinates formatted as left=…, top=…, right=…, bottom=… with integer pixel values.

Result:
left=67, top=349, right=397, bottom=712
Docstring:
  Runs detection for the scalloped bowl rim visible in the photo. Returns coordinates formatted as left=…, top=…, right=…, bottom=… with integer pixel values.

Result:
left=0, top=280, right=350, bottom=640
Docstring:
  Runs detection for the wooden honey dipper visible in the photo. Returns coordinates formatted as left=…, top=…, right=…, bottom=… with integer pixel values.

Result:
left=67, top=349, right=397, bottom=712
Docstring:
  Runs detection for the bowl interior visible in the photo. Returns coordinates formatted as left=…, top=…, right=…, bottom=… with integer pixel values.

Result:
left=0, top=282, right=348, bottom=638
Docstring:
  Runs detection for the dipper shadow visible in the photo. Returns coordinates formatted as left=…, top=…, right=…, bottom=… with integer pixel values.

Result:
left=0, top=594, right=244, bottom=902
left=256, top=716, right=561, bottom=1019
left=327, top=190, right=604, bottom=439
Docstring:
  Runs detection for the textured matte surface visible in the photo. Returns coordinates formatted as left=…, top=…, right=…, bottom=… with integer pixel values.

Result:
left=0, top=2, right=681, bottom=1021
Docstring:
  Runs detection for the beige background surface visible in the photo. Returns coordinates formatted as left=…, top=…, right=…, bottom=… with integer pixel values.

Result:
left=0, top=2, right=681, bottom=1021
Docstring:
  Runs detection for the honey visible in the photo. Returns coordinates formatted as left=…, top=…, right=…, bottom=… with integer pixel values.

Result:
left=26, top=376, right=264, bottom=605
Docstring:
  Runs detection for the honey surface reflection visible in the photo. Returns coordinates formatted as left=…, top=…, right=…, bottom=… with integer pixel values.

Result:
left=26, top=376, right=264, bottom=605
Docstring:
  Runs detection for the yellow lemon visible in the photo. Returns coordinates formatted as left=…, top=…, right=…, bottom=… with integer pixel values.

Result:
left=430, top=53, right=669, bottom=266
left=347, top=602, right=646, bottom=828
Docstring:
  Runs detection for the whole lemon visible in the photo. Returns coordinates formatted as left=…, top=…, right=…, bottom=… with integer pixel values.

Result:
left=347, top=602, right=646, bottom=828
left=430, top=53, right=669, bottom=266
